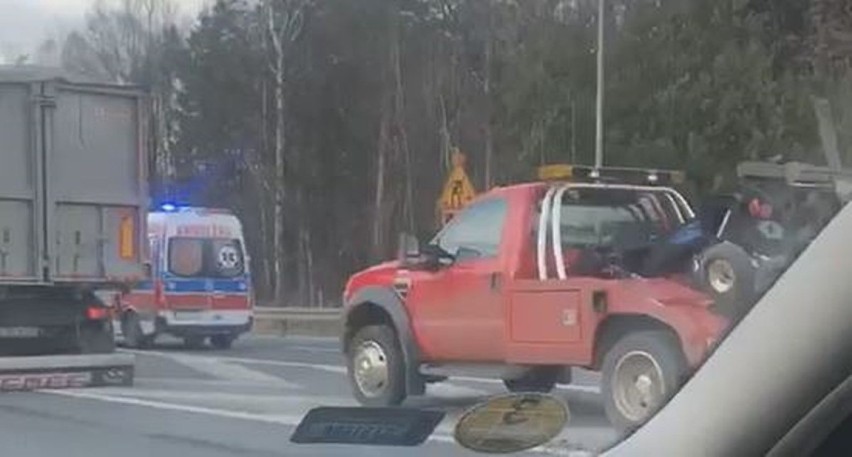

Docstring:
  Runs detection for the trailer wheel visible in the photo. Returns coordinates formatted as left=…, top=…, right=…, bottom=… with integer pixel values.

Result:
left=122, top=312, right=153, bottom=349
left=210, top=334, right=235, bottom=350
left=78, top=322, right=116, bottom=354
left=602, top=331, right=687, bottom=433
left=347, top=325, right=406, bottom=406
left=503, top=367, right=559, bottom=393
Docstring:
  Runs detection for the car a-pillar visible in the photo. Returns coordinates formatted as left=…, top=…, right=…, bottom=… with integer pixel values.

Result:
left=342, top=286, right=425, bottom=406
left=593, top=315, right=688, bottom=433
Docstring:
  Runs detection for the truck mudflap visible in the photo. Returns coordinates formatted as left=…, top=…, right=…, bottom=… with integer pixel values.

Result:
left=0, top=353, right=134, bottom=392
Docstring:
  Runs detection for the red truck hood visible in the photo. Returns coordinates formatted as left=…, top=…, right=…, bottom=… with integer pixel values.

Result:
left=343, top=260, right=400, bottom=303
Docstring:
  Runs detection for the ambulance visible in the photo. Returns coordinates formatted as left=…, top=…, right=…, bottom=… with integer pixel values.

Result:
left=117, top=205, right=254, bottom=349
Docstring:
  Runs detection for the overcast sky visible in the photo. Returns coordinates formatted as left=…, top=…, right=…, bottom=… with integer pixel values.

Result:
left=0, top=0, right=208, bottom=63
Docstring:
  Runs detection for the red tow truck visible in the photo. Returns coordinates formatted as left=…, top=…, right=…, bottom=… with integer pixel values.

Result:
left=342, top=166, right=731, bottom=431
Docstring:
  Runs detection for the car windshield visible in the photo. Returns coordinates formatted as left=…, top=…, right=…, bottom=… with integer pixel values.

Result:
left=3, top=1, right=851, bottom=457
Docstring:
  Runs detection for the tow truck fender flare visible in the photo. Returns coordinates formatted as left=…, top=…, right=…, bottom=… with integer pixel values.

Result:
left=343, top=286, right=425, bottom=395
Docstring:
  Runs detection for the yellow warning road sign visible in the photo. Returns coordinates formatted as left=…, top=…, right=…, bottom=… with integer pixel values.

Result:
left=439, top=150, right=476, bottom=213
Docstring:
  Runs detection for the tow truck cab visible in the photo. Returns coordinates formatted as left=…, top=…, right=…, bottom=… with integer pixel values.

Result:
left=343, top=171, right=731, bottom=431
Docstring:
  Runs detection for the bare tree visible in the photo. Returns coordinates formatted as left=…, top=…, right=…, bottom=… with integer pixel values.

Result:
left=263, top=0, right=308, bottom=303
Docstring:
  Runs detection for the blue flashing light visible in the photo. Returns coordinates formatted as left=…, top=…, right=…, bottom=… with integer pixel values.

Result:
left=160, top=203, right=177, bottom=212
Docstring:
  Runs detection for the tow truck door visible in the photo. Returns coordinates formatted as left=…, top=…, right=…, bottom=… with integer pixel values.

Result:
left=407, top=197, right=509, bottom=361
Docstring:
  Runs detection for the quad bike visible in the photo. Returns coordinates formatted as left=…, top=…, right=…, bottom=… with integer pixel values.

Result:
left=695, top=162, right=847, bottom=319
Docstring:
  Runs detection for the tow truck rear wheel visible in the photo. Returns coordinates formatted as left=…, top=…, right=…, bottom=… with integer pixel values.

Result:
left=347, top=325, right=406, bottom=406
left=503, top=367, right=559, bottom=393
left=602, top=331, right=687, bottom=433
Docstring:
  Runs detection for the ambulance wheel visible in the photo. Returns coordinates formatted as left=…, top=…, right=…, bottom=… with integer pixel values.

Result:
left=183, top=336, right=206, bottom=349
left=347, top=325, right=406, bottom=406
left=122, top=312, right=153, bottom=349
left=210, top=334, right=235, bottom=349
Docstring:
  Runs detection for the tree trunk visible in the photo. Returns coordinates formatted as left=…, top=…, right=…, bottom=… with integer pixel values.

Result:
left=372, top=104, right=389, bottom=260
left=389, top=15, right=414, bottom=232
left=273, top=50, right=286, bottom=304
left=483, top=21, right=494, bottom=189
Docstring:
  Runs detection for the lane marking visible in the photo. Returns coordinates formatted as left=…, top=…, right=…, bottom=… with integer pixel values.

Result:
left=122, top=349, right=347, bottom=374
left=44, top=389, right=589, bottom=456
left=123, top=349, right=601, bottom=394
left=283, top=345, right=340, bottom=353
left=450, top=376, right=602, bottom=394
left=166, top=353, right=299, bottom=386
left=426, top=383, right=491, bottom=398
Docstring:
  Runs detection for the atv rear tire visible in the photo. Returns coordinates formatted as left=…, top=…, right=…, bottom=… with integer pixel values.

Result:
left=602, top=331, right=687, bottom=433
left=347, top=325, right=406, bottom=406
left=699, top=242, right=757, bottom=319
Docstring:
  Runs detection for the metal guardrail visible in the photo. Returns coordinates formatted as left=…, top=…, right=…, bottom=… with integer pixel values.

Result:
left=254, top=307, right=342, bottom=321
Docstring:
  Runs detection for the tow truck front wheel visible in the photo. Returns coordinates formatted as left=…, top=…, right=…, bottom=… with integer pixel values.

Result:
left=347, top=325, right=406, bottom=406
left=602, top=331, right=687, bottom=433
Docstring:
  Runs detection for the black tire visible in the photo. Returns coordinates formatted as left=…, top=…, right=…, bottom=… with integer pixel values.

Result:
left=183, top=336, right=206, bottom=349
left=699, top=242, right=757, bottom=319
left=78, top=322, right=116, bottom=354
left=346, top=325, right=406, bottom=406
left=503, top=367, right=559, bottom=393
left=122, top=312, right=153, bottom=349
left=601, top=331, right=687, bottom=433
left=210, top=334, right=236, bottom=350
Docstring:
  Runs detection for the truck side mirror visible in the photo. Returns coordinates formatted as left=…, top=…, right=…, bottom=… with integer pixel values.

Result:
left=398, top=233, right=421, bottom=263
left=398, top=233, right=451, bottom=271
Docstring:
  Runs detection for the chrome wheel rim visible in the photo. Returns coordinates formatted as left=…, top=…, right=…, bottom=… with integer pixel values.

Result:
left=612, top=350, right=665, bottom=422
left=353, top=340, right=389, bottom=398
left=707, top=259, right=736, bottom=294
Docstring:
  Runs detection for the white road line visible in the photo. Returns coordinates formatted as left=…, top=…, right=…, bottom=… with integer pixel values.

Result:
left=44, top=389, right=588, bottom=456
left=283, top=345, right=340, bottom=353
left=426, top=383, right=490, bottom=398
left=122, top=349, right=347, bottom=374
left=450, top=376, right=602, bottom=394
left=134, top=377, right=297, bottom=389
left=123, top=349, right=601, bottom=394
left=166, top=353, right=299, bottom=386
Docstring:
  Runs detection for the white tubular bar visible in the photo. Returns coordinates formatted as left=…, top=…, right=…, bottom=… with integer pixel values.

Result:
left=537, top=187, right=557, bottom=280
left=551, top=185, right=569, bottom=280
left=564, top=182, right=695, bottom=220
left=716, top=208, right=732, bottom=238
left=659, top=192, right=686, bottom=224
left=662, top=187, right=695, bottom=219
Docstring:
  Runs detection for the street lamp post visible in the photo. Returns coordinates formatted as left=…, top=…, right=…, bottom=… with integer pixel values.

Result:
left=594, top=0, right=605, bottom=169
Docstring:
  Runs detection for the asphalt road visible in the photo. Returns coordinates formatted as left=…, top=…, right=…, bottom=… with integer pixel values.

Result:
left=0, top=335, right=617, bottom=456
